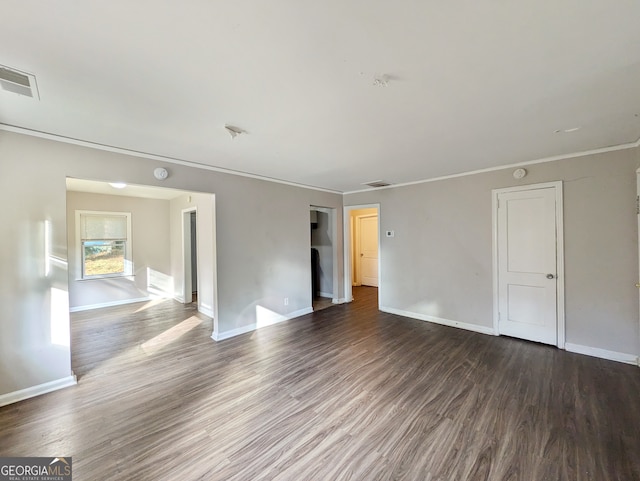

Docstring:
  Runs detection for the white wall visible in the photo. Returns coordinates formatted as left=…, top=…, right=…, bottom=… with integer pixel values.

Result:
left=345, top=147, right=640, bottom=359
left=0, top=140, right=72, bottom=400
left=66, top=191, right=171, bottom=309
left=213, top=176, right=341, bottom=334
left=0, top=130, right=343, bottom=399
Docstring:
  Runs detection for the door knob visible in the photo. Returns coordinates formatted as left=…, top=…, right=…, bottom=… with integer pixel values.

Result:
left=546, top=274, right=555, bottom=279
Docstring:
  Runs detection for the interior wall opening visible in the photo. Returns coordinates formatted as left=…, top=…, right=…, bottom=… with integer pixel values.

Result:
left=65, top=178, right=219, bottom=377
left=310, top=206, right=338, bottom=312
left=343, top=204, right=380, bottom=307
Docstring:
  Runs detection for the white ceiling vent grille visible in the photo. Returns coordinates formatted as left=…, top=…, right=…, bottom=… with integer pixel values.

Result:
left=0, top=65, right=39, bottom=99
left=362, top=180, right=392, bottom=188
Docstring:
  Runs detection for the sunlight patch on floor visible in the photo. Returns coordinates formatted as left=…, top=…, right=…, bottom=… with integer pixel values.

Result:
left=134, top=298, right=171, bottom=313
left=141, top=315, right=203, bottom=355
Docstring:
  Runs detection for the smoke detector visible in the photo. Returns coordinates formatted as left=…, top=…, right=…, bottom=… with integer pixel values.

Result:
left=0, top=65, right=39, bottom=99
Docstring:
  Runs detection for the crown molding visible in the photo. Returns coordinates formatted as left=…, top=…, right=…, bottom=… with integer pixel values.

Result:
left=344, top=139, right=640, bottom=195
left=3, top=123, right=638, bottom=196
left=0, top=124, right=341, bottom=195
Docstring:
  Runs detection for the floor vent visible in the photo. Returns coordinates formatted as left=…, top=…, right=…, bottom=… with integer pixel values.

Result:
left=0, top=65, right=39, bottom=99
left=362, top=180, right=392, bottom=188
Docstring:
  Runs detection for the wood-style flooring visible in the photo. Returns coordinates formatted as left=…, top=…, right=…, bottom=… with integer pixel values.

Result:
left=1, top=287, right=639, bottom=480
left=312, top=295, right=334, bottom=312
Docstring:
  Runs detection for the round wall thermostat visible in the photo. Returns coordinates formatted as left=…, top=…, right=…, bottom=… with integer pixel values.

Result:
left=513, top=168, right=527, bottom=179
left=154, top=167, right=169, bottom=180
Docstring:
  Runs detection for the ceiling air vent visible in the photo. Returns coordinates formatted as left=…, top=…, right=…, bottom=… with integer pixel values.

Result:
left=362, top=180, right=392, bottom=188
left=0, top=65, right=39, bottom=99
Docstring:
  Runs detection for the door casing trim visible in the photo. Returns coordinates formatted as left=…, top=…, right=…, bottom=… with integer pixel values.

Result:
left=343, top=204, right=381, bottom=307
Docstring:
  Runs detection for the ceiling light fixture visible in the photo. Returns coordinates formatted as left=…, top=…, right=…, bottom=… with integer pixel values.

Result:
left=109, top=182, right=127, bottom=189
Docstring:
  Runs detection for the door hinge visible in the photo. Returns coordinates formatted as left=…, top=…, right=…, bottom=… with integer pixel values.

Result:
left=497, top=199, right=500, bottom=209
left=636, top=196, right=639, bottom=215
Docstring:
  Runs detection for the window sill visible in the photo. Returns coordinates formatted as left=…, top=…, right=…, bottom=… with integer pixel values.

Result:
left=77, top=274, right=135, bottom=281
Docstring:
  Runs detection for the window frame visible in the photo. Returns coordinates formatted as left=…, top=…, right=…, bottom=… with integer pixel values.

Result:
left=76, top=210, right=133, bottom=280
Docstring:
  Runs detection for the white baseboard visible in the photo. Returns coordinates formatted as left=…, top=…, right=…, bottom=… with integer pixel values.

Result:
left=317, top=291, right=333, bottom=299
left=380, top=306, right=497, bottom=336
left=212, top=306, right=313, bottom=342
left=332, top=298, right=349, bottom=304
left=174, top=295, right=185, bottom=303
left=70, top=297, right=151, bottom=312
left=0, top=373, right=77, bottom=407
left=198, top=304, right=214, bottom=318
left=565, top=343, right=638, bottom=365
left=288, top=307, right=313, bottom=318
left=212, top=324, right=254, bottom=341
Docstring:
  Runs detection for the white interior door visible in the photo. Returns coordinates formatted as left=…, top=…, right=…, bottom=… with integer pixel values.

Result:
left=497, top=187, right=558, bottom=345
left=358, top=215, right=379, bottom=287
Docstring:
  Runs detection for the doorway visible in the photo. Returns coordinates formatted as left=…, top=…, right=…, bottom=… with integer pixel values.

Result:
left=492, top=182, right=565, bottom=347
left=65, top=179, right=219, bottom=377
left=190, top=211, right=198, bottom=302
left=182, top=208, right=198, bottom=306
left=343, top=204, right=380, bottom=305
left=310, top=206, right=337, bottom=311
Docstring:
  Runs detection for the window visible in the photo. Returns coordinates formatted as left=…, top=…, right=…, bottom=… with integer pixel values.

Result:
left=77, top=211, right=132, bottom=279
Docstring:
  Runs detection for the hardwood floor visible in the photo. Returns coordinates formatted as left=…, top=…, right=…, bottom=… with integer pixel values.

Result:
left=1, top=287, right=639, bottom=480
left=312, top=296, right=334, bottom=312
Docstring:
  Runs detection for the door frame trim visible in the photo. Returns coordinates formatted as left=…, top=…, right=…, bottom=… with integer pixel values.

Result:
left=181, top=207, right=198, bottom=308
left=310, top=205, right=339, bottom=303
left=343, top=204, right=381, bottom=306
left=491, top=181, right=565, bottom=348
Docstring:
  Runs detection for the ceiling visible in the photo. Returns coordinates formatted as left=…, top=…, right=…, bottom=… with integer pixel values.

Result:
left=2, top=1, right=640, bottom=193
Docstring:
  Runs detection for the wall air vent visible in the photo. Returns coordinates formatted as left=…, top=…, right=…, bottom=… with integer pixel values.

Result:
left=362, top=180, right=392, bottom=188
left=0, top=65, right=39, bottom=99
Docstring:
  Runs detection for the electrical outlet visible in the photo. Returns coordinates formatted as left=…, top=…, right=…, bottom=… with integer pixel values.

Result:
left=284, top=297, right=289, bottom=306
left=386, top=230, right=395, bottom=237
